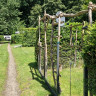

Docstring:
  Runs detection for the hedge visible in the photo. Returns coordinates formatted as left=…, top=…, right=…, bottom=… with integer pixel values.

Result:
left=11, top=34, right=23, bottom=44
left=0, top=35, right=4, bottom=41
left=82, top=23, right=96, bottom=95
left=11, top=30, right=36, bottom=47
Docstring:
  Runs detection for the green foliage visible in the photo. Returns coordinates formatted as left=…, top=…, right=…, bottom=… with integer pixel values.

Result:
left=0, top=35, right=4, bottom=41
left=0, top=0, right=22, bottom=35
left=44, top=0, right=66, bottom=15
left=11, top=34, right=23, bottom=44
left=29, top=4, right=42, bottom=27
left=11, top=28, right=36, bottom=47
left=82, top=22, right=96, bottom=95
left=22, top=30, right=36, bottom=47
left=19, top=0, right=94, bottom=27
left=36, top=22, right=83, bottom=68
left=1, top=0, right=96, bottom=31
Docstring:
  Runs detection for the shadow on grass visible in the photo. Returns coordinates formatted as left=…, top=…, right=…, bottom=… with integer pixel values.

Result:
left=28, top=62, right=56, bottom=96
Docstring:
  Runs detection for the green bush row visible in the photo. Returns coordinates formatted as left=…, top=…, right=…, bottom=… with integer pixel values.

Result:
left=82, top=22, right=96, bottom=95
left=11, top=30, right=36, bottom=47
left=22, top=31, right=36, bottom=47
left=11, top=34, right=23, bottom=44
left=36, top=22, right=83, bottom=68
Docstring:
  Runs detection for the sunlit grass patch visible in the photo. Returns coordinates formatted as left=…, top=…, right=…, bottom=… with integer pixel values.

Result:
left=0, top=44, right=8, bottom=95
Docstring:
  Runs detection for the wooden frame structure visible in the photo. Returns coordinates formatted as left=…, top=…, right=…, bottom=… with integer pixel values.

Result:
left=38, top=2, right=96, bottom=96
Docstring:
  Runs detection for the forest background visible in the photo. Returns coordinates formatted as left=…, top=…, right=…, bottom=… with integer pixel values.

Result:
left=0, top=0, right=96, bottom=35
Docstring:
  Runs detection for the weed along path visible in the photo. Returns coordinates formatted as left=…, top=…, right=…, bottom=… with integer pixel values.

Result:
left=5, top=44, right=20, bottom=96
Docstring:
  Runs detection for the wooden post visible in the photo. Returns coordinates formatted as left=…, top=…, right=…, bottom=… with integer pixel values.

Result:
left=57, top=16, right=61, bottom=94
left=82, top=21, right=88, bottom=96
left=70, top=25, right=73, bottom=46
left=38, top=16, right=41, bottom=71
left=51, top=19, right=56, bottom=87
left=44, top=10, right=47, bottom=78
left=88, top=2, right=93, bottom=26
left=39, top=16, right=40, bottom=43
left=82, top=21, right=85, bottom=47
left=84, top=66, right=88, bottom=96
left=70, top=62, right=72, bottom=96
left=74, top=28, right=77, bottom=67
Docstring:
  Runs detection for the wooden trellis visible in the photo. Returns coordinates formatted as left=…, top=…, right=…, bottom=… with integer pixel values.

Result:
left=37, top=2, right=96, bottom=96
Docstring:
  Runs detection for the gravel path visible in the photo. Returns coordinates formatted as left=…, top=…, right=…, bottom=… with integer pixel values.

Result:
left=5, top=44, right=20, bottom=96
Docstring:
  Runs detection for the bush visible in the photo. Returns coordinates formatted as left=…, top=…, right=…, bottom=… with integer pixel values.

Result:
left=22, top=30, right=36, bottom=47
left=11, top=29, right=36, bottom=47
left=36, top=22, right=83, bottom=68
left=82, top=22, right=96, bottom=95
left=0, top=35, right=4, bottom=41
left=11, top=34, right=23, bottom=44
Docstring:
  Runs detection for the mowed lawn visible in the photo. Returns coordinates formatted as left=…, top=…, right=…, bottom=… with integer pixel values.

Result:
left=11, top=45, right=51, bottom=96
left=0, top=44, right=8, bottom=96
left=47, top=68, right=83, bottom=96
left=11, top=44, right=83, bottom=96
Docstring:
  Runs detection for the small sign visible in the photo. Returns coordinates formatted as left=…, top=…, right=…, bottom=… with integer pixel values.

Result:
left=56, top=11, right=65, bottom=27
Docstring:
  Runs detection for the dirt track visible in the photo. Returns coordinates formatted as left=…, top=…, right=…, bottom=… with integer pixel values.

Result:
left=4, top=44, right=20, bottom=96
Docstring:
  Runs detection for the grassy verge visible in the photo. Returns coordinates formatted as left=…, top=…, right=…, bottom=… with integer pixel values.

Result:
left=11, top=44, right=83, bottom=96
left=0, top=44, right=8, bottom=95
left=11, top=45, right=51, bottom=96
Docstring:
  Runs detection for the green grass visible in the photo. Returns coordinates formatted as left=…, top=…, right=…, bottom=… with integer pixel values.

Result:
left=11, top=45, right=51, bottom=96
left=47, top=67, right=83, bottom=96
left=0, top=44, right=8, bottom=96
left=11, top=44, right=83, bottom=96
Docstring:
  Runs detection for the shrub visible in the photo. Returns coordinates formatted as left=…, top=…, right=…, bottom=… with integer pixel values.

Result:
left=0, top=35, right=4, bottom=41
left=11, top=34, right=23, bottom=44
left=11, top=28, right=36, bottom=47
left=22, top=30, right=36, bottom=47
left=36, top=22, right=83, bottom=68
left=82, top=22, right=96, bottom=95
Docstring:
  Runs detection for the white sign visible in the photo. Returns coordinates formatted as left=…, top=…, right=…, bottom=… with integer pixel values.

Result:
left=56, top=11, right=65, bottom=26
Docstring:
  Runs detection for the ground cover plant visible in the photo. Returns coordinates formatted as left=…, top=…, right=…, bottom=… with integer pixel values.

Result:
left=0, top=44, right=8, bottom=95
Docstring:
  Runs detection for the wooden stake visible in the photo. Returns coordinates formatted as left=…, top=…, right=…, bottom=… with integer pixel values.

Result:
left=39, top=16, right=40, bottom=43
left=74, top=28, right=77, bottom=67
left=51, top=19, right=56, bottom=88
left=38, top=16, right=41, bottom=71
left=57, top=16, right=61, bottom=94
left=82, top=21, right=88, bottom=96
left=44, top=10, right=47, bottom=78
left=82, top=21, right=85, bottom=47
left=84, top=66, right=88, bottom=96
left=70, top=25, right=72, bottom=46
left=70, top=62, right=72, bottom=96
left=88, top=6, right=92, bottom=26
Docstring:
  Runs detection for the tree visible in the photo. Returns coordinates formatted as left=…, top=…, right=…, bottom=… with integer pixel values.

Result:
left=44, top=0, right=66, bottom=15
left=0, top=1, right=8, bottom=35
left=0, top=0, right=22, bottom=35
left=29, top=4, right=42, bottom=27
left=19, top=0, right=44, bottom=26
